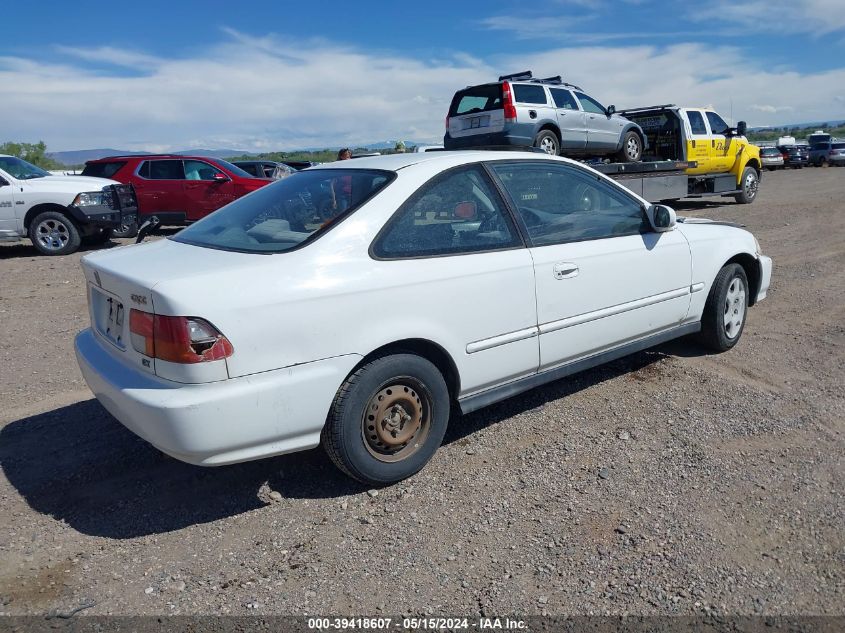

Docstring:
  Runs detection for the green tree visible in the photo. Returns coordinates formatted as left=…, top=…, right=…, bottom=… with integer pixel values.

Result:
left=0, top=141, right=63, bottom=170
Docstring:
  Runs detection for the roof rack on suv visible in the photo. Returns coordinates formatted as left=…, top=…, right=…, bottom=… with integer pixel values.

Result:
left=497, top=70, right=582, bottom=91
left=617, top=104, right=677, bottom=115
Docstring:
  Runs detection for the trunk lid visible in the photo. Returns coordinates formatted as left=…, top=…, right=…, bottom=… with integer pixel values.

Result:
left=447, top=83, right=506, bottom=139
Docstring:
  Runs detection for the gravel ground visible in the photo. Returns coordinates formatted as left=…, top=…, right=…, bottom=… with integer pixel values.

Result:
left=0, top=167, right=843, bottom=618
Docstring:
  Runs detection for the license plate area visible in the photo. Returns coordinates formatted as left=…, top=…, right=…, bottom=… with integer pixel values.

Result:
left=90, top=285, right=127, bottom=349
left=464, top=115, right=490, bottom=130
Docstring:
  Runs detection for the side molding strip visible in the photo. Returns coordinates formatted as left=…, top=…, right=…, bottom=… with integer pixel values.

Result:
left=458, top=321, right=701, bottom=414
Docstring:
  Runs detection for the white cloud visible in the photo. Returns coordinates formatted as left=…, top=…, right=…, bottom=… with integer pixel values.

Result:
left=2, top=32, right=844, bottom=152
left=695, top=0, right=845, bottom=35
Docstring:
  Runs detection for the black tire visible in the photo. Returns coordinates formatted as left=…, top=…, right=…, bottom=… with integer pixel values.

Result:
left=734, top=166, right=759, bottom=204
left=697, top=263, right=749, bottom=352
left=322, top=354, right=450, bottom=486
left=617, top=130, right=643, bottom=163
left=533, top=130, right=559, bottom=156
left=28, top=211, right=82, bottom=256
left=113, top=221, right=139, bottom=239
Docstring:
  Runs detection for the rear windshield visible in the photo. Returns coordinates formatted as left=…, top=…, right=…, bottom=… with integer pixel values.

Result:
left=82, top=161, right=126, bottom=178
left=761, top=147, right=780, bottom=155
left=172, top=169, right=394, bottom=253
left=448, top=84, right=502, bottom=116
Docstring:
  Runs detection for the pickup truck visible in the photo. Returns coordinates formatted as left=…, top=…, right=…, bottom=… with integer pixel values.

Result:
left=614, top=105, right=762, bottom=204
left=0, top=154, right=138, bottom=255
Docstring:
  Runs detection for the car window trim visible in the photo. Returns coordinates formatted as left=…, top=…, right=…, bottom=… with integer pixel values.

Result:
left=482, top=158, right=651, bottom=248
left=369, top=163, right=527, bottom=262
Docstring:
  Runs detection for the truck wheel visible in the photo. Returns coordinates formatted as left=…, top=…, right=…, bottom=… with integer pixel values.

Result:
left=697, top=264, right=748, bottom=352
left=734, top=166, right=759, bottom=204
left=322, top=354, right=450, bottom=486
left=533, top=130, right=559, bottom=156
left=28, top=211, right=82, bottom=256
left=617, top=131, right=643, bottom=162
left=113, top=221, right=139, bottom=239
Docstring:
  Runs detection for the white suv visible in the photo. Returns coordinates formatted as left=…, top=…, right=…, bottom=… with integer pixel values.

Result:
left=444, top=71, right=646, bottom=162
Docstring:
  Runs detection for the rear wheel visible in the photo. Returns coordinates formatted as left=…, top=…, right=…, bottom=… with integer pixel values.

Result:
left=698, top=264, right=748, bottom=352
left=734, top=166, right=759, bottom=204
left=617, top=130, right=643, bottom=163
left=28, top=211, right=82, bottom=256
left=322, top=354, right=450, bottom=486
left=533, top=130, right=559, bottom=156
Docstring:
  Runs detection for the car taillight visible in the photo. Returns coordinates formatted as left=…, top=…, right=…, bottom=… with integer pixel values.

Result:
left=129, top=309, right=234, bottom=364
left=502, top=82, right=517, bottom=122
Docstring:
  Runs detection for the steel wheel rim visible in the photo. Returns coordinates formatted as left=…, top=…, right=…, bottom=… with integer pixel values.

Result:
left=540, top=136, right=557, bottom=155
left=723, top=277, right=747, bottom=339
left=626, top=136, right=640, bottom=160
left=361, top=378, right=431, bottom=463
left=744, top=172, right=758, bottom=199
left=35, top=219, right=70, bottom=251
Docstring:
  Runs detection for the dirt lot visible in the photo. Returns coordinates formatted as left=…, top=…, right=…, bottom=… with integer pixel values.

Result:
left=0, top=167, right=843, bottom=618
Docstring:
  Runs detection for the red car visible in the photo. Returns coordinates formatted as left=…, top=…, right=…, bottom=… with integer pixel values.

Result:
left=82, top=155, right=271, bottom=225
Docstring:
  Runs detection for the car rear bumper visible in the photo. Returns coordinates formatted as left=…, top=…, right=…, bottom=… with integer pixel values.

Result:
left=75, top=328, right=360, bottom=466
left=444, top=126, right=535, bottom=150
left=757, top=255, right=773, bottom=303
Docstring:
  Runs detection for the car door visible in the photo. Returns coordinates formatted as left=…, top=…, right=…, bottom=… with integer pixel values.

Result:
left=487, top=160, right=692, bottom=369
left=705, top=111, right=734, bottom=173
left=683, top=110, right=712, bottom=174
left=182, top=159, right=236, bottom=220
left=371, top=164, right=539, bottom=395
left=549, top=88, right=587, bottom=151
left=134, top=159, right=187, bottom=219
left=574, top=91, right=620, bottom=152
left=0, top=169, right=17, bottom=234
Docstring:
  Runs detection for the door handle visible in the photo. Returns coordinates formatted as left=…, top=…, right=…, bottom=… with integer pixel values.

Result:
left=553, top=262, right=579, bottom=279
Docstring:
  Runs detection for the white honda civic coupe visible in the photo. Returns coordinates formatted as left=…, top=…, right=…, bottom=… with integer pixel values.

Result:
left=75, top=151, right=772, bottom=485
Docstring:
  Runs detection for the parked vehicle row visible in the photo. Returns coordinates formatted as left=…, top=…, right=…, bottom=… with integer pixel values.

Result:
left=75, top=150, right=772, bottom=485
left=809, top=140, right=845, bottom=166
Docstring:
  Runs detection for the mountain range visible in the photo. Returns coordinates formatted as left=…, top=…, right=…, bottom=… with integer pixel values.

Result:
left=48, top=140, right=428, bottom=166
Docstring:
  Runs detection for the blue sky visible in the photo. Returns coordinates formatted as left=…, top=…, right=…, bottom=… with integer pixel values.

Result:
left=2, top=0, right=843, bottom=151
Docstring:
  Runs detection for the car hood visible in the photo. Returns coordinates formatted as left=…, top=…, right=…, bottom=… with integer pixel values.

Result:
left=24, top=175, right=120, bottom=191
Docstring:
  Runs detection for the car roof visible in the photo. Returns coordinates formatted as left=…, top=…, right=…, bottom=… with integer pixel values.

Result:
left=88, top=154, right=224, bottom=162
left=308, top=150, right=557, bottom=172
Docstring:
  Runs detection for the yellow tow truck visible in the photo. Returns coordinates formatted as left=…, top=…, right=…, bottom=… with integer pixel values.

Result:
left=602, top=105, right=762, bottom=204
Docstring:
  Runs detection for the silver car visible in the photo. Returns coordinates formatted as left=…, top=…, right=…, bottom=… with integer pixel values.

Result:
left=759, top=146, right=784, bottom=171
left=444, top=71, right=646, bottom=162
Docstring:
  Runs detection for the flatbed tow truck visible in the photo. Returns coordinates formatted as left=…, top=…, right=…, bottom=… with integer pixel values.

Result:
left=595, top=104, right=762, bottom=204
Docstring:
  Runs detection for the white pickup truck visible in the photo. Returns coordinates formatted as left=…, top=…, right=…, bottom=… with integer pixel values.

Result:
left=0, top=154, right=137, bottom=256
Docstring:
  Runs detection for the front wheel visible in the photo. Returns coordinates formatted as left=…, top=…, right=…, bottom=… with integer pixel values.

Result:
left=28, top=211, right=82, bottom=256
left=734, top=166, right=759, bottom=204
left=322, top=354, right=450, bottom=486
left=698, top=264, right=749, bottom=352
left=533, top=130, right=559, bottom=156
left=617, top=130, right=643, bottom=163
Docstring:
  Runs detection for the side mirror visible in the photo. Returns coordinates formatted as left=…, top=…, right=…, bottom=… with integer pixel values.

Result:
left=606, top=104, right=616, bottom=116
left=645, top=204, right=676, bottom=232
left=212, top=172, right=229, bottom=182
left=736, top=121, right=747, bottom=136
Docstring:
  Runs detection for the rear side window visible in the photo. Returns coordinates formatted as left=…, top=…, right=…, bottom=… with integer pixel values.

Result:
left=235, top=163, right=260, bottom=177
left=81, top=161, right=126, bottom=178
left=172, top=169, right=394, bottom=254
left=550, top=88, right=578, bottom=110
left=141, top=160, right=184, bottom=180
left=833, top=143, right=845, bottom=150
left=372, top=165, right=520, bottom=259
left=513, top=84, right=547, bottom=105
left=687, top=111, right=707, bottom=135
left=449, top=85, right=502, bottom=116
